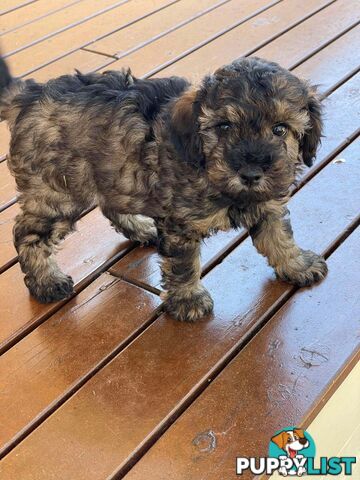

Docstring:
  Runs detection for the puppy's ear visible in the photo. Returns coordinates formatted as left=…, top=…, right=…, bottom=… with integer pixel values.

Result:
left=170, top=89, right=204, bottom=168
left=271, top=432, right=288, bottom=450
left=300, top=87, right=323, bottom=167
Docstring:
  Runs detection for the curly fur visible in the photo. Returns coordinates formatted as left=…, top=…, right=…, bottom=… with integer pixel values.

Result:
left=0, top=56, right=327, bottom=321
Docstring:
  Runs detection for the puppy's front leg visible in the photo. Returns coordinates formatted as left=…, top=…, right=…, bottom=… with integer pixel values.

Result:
left=248, top=204, right=328, bottom=287
left=158, top=230, right=213, bottom=322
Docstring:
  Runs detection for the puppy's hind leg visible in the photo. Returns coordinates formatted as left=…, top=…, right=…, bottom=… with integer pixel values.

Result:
left=14, top=207, right=78, bottom=303
left=102, top=207, right=157, bottom=245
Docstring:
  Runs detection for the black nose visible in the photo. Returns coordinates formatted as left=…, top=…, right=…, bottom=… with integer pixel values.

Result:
left=239, top=170, right=263, bottom=186
left=299, top=438, right=308, bottom=445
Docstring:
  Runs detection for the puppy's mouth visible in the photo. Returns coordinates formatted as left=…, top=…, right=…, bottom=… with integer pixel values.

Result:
left=288, top=447, right=297, bottom=459
left=240, top=179, right=262, bottom=190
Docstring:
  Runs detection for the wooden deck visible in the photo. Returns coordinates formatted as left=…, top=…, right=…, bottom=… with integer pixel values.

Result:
left=0, top=0, right=359, bottom=478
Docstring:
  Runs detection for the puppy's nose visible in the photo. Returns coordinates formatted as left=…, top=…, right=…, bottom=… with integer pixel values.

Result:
left=239, top=169, right=263, bottom=186
left=299, top=438, right=308, bottom=446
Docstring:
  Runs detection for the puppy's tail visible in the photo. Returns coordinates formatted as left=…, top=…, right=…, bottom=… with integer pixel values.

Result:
left=0, top=53, right=25, bottom=126
left=0, top=54, right=13, bottom=100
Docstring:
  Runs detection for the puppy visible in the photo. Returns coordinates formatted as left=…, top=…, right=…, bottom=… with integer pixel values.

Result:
left=272, top=428, right=309, bottom=476
left=0, top=55, right=327, bottom=321
left=272, top=428, right=309, bottom=459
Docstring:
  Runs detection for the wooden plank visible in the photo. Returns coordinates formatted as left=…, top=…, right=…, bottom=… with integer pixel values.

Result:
left=253, top=0, right=360, bottom=69
left=106, top=0, right=330, bottom=78
left=0, top=161, right=16, bottom=212
left=1, top=136, right=358, bottom=479
left=86, top=0, right=240, bottom=57
left=1, top=0, right=129, bottom=56
left=0, top=273, right=161, bottom=455
left=0, top=203, right=18, bottom=273
left=0, top=0, right=83, bottom=35
left=293, top=24, right=360, bottom=94
left=109, top=73, right=360, bottom=290
left=5, top=0, right=177, bottom=77
left=125, top=227, right=360, bottom=480
left=0, top=0, right=37, bottom=16
left=0, top=208, right=132, bottom=352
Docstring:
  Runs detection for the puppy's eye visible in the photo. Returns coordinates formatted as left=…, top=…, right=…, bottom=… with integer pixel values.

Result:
left=272, top=124, right=288, bottom=136
left=216, top=122, right=232, bottom=132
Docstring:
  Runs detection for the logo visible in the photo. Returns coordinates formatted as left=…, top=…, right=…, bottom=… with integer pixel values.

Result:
left=269, top=427, right=315, bottom=476
left=236, top=426, right=356, bottom=476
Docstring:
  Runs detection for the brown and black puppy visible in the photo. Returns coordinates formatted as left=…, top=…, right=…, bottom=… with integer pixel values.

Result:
left=0, top=56, right=327, bottom=321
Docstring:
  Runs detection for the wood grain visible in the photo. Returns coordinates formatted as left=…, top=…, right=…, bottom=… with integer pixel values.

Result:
left=0, top=273, right=161, bottom=455
left=125, top=227, right=360, bottom=480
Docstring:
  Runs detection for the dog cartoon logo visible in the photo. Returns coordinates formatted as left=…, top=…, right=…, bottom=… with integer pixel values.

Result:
left=269, top=427, right=316, bottom=476
left=237, top=428, right=355, bottom=476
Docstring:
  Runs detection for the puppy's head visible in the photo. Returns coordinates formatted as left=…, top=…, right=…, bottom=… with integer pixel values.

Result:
left=271, top=429, right=309, bottom=458
left=170, top=57, right=322, bottom=201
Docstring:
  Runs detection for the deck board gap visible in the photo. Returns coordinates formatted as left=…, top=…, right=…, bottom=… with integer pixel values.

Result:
left=323, top=65, right=360, bottom=97
left=80, top=47, right=118, bottom=59
left=296, top=128, right=360, bottom=191
left=106, top=271, right=161, bottom=296
left=0, top=0, right=37, bottom=16
left=289, top=20, right=360, bottom=71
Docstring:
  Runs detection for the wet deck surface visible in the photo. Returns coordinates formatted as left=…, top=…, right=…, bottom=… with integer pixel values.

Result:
left=0, top=1, right=359, bottom=478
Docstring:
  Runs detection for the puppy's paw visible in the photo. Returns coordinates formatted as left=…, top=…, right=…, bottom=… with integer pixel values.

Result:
left=25, top=272, right=74, bottom=303
left=278, top=466, right=288, bottom=476
left=277, top=250, right=328, bottom=287
left=297, top=466, right=307, bottom=476
left=164, top=286, right=214, bottom=322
